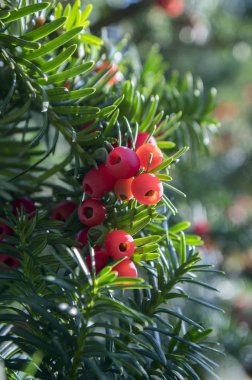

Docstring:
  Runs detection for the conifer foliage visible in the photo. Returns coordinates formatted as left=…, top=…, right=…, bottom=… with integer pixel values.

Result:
left=0, top=1, right=220, bottom=379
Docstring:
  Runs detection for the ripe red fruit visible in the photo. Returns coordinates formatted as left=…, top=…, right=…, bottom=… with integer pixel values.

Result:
left=85, top=248, right=109, bottom=273
left=135, top=132, right=157, bottom=150
left=78, top=199, right=106, bottom=226
left=194, top=221, right=210, bottom=236
left=0, top=222, right=12, bottom=241
left=51, top=201, right=77, bottom=222
left=105, top=230, right=135, bottom=260
left=63, top=81, right=71, bottom=89
left=114, top=178, right=134, bottom=201
left=83, top=164, right=116, bottom=198
left=76, top=227, right=90, bottom=248
left=131, top=173, right=163, bottom=205
left=0, top=254, right=19, bottom=269
left=157, top=0, right=185, bottom=18
left=106, top=147, right=140, bottom=179
left=95, top=60, right=119, bottom=85
left=12, top=197, right=36, bottom=216
left=113, top=259, right=138, bottom=278
left=136, top=144, right=163, bottom=172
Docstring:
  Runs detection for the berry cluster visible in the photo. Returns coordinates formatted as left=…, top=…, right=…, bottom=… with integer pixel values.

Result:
left=74, top=132, right=165, bottom=277
left=83, top=132, right=163, bottom=206
left=76, top=228, right=137, bottom=277
left=1, top=133, right=165, bottom=281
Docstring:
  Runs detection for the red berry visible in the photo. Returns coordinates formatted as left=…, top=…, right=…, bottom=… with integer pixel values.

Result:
left=83, top=164, right=116, bottom=198
left=131, top=173, right=163, bottom=205
left=78, top=199, right=106, bottom=226
left=63, top=81, right=71, bottom=89
left=76, top=227, right=90, bottom=248
left=12, top=197, right=36, bottom=216
left=51, top=201, right=77, bottom=222
left=0, top=222, right=12, bottom=241
left=157, top=0, right=184, bottom=18
left=114, top=178, right=134, bottom=201
left=85, top=248, right=108, bottom=273
left=105, top=230, right=135, bottom=260
left=106, top=147, right=140, bottom=179
left=113, top=259, right=138, bottom=278
left=136, top=144, right=163, bottom=172
left=135, top=132, right=157, bottom=150
left=95, top=60, right=119, bottom=85
left=0, top=254, right=19, bottom=269
left=194, top=221, right=210, bottom=236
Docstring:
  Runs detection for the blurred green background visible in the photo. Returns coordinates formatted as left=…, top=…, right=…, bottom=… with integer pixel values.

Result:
left=82, top=0, right=252, bottom=377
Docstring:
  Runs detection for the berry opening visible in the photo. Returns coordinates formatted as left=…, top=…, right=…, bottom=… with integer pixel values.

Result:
left=109, top=154, right=121, bottom=165
left=105, top=230, right=135, bottom=259
left=131, top=173, right=163, bottom=205
left=145, top=190, right=155, bottom=197
left=119, top=242, right=129, bottom=252
left=4, top=258, right=15, bottom=266
left=84, top=207, right=93, bottom=219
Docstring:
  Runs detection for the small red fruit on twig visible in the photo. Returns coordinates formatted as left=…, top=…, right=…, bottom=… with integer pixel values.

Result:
left=136, top=144, right=163, bottom=172
left=135, top=132, right=157, bottom=150
left=157, top=0, right=185, bottom=18
left=51, top=201, right=77, bottom=222
left=83, top=164, right=116, bottom=198
left=0, top=254, right=19, bottom=269
left=105, top=230, right=135, bottom=260
left=76, top=227, right=90, bottom=249
left=12, top=197, right=36, bottom=216
left=131, top=173, right=163, bottom=205
left=78, top=199, right=106, bottom=226
left=114, top=178, right=134, bottom=201
left=95, top=60, right=120, bottom=85
left=0, top=222, right=13, bottom=241
left=106, top=147, right=140, bottom=179
left=85, top=248, right=109, bottom=274
left=113, top=259, right=138, bottom=278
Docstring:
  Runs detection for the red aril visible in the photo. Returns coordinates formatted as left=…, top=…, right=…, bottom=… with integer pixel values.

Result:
left=95, top=60, right=120, bottom=85
left=83, top=164, right=116, bottom=198
left=113, top=259, right=138, bottom=278
left=131, top=173, right=163, bottom=205
left=136, top=144, right=163, bottom=172
left=78, top=199, right=106, bottom=226
left=12, top=197, right=36, bottom=216
left=51, top=201, right=77, bottom=222
left=114, top=178, right=134, bottom=201
left=105, top=230, right=135, bottom=260
left=135, top=132, right=156, bottom=150
left=106, top=147, right=140, bottom=179
left=85, top=249, right=109, bottom=273
left=0, top=222, right=12, bottom=241
left=76, top=227, right=90, bottom=249
left=0, top=254, right=19, bottom=269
